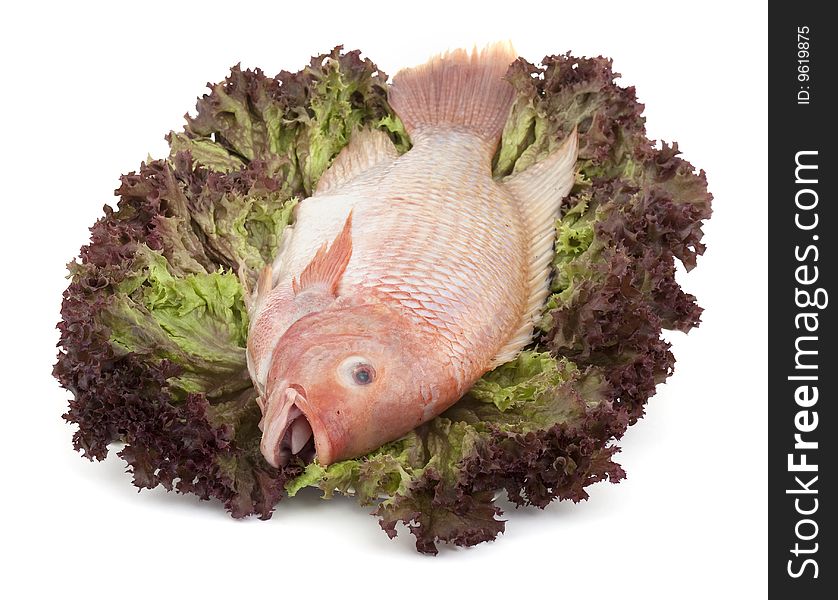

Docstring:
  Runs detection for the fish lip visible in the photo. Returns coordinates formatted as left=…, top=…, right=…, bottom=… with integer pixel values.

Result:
left=291, top=390, right=334, bottom=466
left=259, top=384, right=332, bottom=468
left=259, top=386, right=298, bottom=468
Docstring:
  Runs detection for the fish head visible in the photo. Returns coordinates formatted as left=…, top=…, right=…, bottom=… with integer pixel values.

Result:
left=259, top=300, right=437, bottom=468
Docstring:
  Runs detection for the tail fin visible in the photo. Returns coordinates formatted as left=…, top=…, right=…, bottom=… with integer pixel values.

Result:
left=389, top=41, right=517, bottom=143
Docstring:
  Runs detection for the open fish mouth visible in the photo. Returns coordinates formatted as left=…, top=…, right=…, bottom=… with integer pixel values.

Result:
left=260, top=386, right=317, bottom=468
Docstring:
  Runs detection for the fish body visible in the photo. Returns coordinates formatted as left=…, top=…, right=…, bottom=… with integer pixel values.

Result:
left=246, top=43, right=578, bottom=467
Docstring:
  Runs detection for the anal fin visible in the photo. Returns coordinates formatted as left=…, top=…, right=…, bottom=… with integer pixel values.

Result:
left=315, top=128, right=398, bottom=195
left=490, top=129, right=579, bottom=367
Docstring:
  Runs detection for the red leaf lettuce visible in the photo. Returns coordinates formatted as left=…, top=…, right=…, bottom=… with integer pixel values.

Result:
left=55, top=47, right=711, bottom=553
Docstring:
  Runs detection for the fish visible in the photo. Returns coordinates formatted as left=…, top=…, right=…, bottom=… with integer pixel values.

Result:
left=245, top=42, right=578, bottom=468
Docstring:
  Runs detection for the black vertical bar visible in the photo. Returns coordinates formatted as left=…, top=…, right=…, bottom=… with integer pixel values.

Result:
left=769, top=3, right=834, bottom=597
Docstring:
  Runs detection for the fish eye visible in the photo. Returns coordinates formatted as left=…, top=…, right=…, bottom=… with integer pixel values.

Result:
left=338, top=356, right=376, bottom=387
left=352, top=364, right=375, bottom=385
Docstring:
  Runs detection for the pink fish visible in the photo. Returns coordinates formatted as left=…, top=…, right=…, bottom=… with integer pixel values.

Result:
left=245, top=42, right=578, bottom=467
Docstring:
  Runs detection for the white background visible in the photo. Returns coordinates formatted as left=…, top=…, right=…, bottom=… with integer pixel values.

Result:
left=1, top=1, right=766, bottom=598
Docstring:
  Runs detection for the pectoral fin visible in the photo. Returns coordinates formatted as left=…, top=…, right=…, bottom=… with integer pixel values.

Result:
left=292, top=211, right=354, bottom=296
left=491, top=129, right=579, bottom=367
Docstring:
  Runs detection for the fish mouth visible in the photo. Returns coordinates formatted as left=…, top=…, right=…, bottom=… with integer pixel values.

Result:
left=259, top=385, right=317, bottom=468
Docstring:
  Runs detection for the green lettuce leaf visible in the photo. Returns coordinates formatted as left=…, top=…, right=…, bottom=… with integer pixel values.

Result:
left=104, top=247, right=249, bottom=397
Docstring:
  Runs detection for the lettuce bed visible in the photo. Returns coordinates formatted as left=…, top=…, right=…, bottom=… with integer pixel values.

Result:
left=55, top=47, right=711, bottom=554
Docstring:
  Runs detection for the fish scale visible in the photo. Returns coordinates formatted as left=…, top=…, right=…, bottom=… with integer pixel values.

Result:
left=358, top=187, right=525, bottom=373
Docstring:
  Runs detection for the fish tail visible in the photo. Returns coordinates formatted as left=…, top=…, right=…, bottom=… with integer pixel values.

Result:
left=389, top=41, right=517, bottom=145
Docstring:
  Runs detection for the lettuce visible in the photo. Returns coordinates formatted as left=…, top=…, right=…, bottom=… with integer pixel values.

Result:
left=55, top=47, right=711, bottom=553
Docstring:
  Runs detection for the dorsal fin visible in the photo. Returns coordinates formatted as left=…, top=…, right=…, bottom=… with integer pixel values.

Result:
left=315, top=129, right=398, bottom=195
left=292, top=211, right=354, bottom=296
left=490, top=129, right=579, bottom=367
